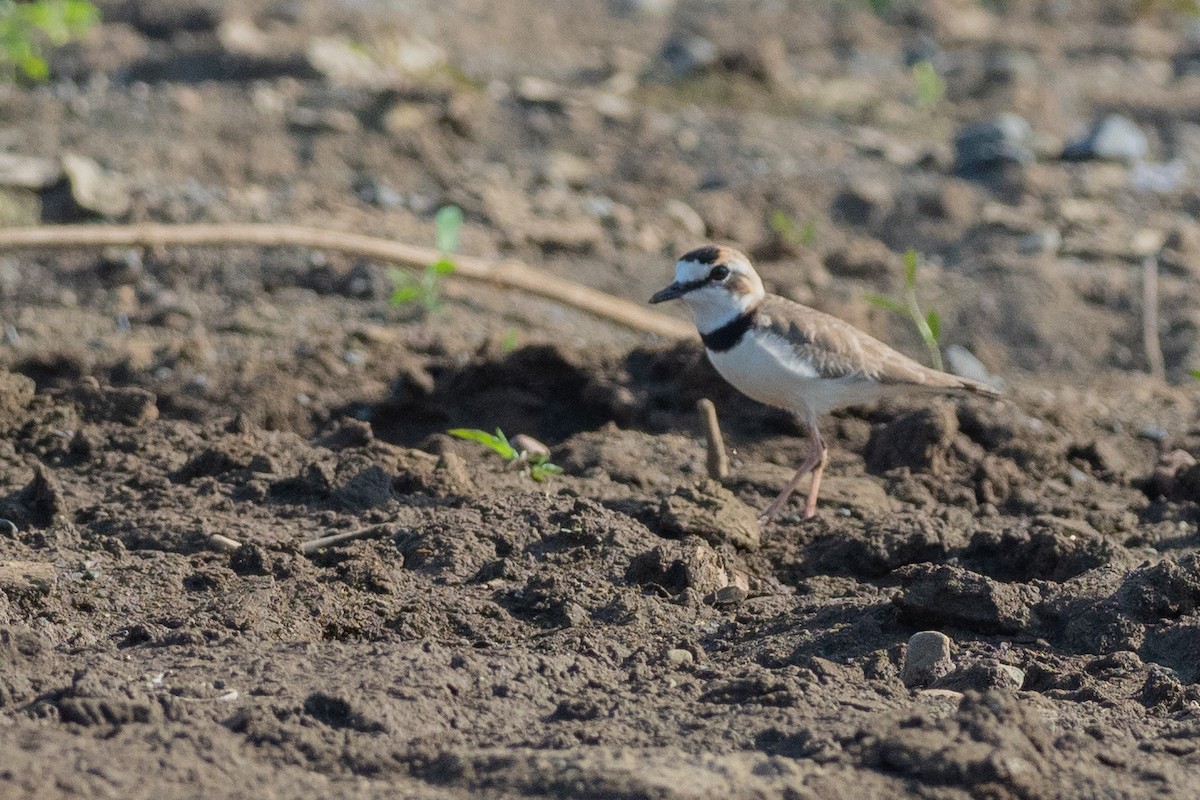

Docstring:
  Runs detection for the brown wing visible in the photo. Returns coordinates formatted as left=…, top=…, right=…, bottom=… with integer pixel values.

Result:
left=756, top=295, right=997, bottom=395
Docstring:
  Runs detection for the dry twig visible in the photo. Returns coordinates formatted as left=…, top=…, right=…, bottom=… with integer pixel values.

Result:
left=697, top=398, right=729, bottom=480
left=0, top=223, right=694, bottom=339
left=300, top=524, right=393, bottom=555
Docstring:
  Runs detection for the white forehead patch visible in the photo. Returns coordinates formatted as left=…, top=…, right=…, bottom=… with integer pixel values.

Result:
left=675, top=259, right=713, bottom=284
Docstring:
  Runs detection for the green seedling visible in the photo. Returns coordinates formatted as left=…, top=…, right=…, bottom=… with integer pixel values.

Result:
left=500, top=328, right=519, bottom=353
left=865, top=249, right=944, bottom=371
left=912, top=59, right=945, bottom=110
left=770, top=210, right=817, bottom=247
left=389, top=204, right=463, bottom=311
left=448, top=428, right=563, bottom=482
left=1190, top=369, right=1200, bottom=380
left=0, top=0, right=97, bottom=82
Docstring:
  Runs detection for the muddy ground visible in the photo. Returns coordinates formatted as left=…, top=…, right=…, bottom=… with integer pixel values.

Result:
left=1, top=0, right=1200, bottom=797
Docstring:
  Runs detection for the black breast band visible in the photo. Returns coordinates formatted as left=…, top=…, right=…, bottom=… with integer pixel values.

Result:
left=701, top=311, right=755, bottom=352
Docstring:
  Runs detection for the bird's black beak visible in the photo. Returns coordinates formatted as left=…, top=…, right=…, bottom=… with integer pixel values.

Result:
left=649, top=282, right=687, bottom=304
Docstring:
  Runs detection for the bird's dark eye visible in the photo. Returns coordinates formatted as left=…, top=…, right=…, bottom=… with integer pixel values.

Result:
left=709, top=265, right=730, bottom=281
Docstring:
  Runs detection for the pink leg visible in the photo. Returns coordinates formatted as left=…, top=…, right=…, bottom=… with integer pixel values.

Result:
left=759, top=423, right=828, bottom=524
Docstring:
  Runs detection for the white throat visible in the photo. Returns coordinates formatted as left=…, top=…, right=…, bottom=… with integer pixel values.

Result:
left=682, top=285, right=758, bottom=334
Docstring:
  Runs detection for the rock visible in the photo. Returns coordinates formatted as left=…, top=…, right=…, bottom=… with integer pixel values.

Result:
left=902, top=631, right=955, bottom=688
left=954, top=113, right=1035, bottom=176
left=307, top=34, right=445, bottom=87
left=659, top=480, right=761, bottom=550
left=1063, top=114, right=1148, bottom=163
left=944, top=345, right=994, bottom=386
left=659, top=31, right=717, bottom=79
left=61, top=153, right=131, bottom=218
left=516, top=76, right=566, bottom=108
left=1015, top=227, right=1062, bottom=255
left=866, top=405, right=958, bottom=475
left=666, top=648, right=694, bottom=667
left=712, top=585, right=747, bottom=607
left=894, top=564, right=1033, bottom=634
left=0, top=153, right=61, bottom=189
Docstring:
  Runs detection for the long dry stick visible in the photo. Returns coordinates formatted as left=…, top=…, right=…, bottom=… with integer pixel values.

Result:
left=300, top=524, right=394, bottom=555
left=1142, top=254, right=1166, bottom=382
left=0, top=223, right=694, bottom=339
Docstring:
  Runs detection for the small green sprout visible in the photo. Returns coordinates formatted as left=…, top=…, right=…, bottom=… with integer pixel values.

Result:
left=448, top=428, right=563, bottom=482
left=500, top=328, right=519, bottom=353
left=770, top=210, right=817, bottom=247
left=0, top=0, right=97, bottom=83
left=912, top=59, right=945, bottom=110
left=389, top=204, right=462, bottom=311
left=865, top=249, right=944, bottom=371
left=1190, top=369, right=1200, bottom=380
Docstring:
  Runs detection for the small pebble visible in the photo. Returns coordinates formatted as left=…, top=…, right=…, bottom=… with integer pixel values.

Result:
left=666, top=648, right=694, bottom=667
left=954, top=113, right=1035, bottom=176
left=660, top=32, right=717, bottom=79
left=712, top=585, right=747, bottom=607
left=1063, top=114, right=1148, bottom=163
left=1138, top=426, right=1168, bottom=442
left=902, top=630, right=955, bottom=688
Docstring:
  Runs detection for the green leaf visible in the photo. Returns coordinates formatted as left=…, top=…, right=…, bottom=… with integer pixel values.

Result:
left=434, top=205, right=463, bottom=254
left=769, top=210, right=795, bottom=237
left=925, top=310, right=940, bottom=341
left=501, top=328, right=519, bottom=353
left=903, top=249, right=919, bottom=287
left=912, top=59, right=945, bottom=110
left=431, top=257, right=456, bottom=275
left=800, top=221, right=817, bottom=246
left=447, top=428, right=518, bottom=460
left=1190, top=369, right=1200, bottom=380
left=529, top=461, right=563, bottom=482
left=864, top=293, right=907, bottom=314
left=390, top=285, right=421, bottom=305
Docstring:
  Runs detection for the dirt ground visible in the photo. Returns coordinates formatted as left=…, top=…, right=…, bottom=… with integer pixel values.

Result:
left=2, top=0, right=1200, bottom=797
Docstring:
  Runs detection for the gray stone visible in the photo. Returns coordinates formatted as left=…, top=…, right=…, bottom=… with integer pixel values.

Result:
left=666, top=648, right=694, bottom=667
left=62, top=153, right=131, bottom=218
left=660, top=32, right=717, bottom=79
left=902, top=631, right=955, bottom=688
left=1063, top=114, right=1148, bottom=163
left=945, top=344, right=995, bottom=387
left=954, top=113, right=1035, bottom=176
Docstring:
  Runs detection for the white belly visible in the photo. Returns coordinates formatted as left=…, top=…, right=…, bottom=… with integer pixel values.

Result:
left=706, top=331, right=882, bottom=419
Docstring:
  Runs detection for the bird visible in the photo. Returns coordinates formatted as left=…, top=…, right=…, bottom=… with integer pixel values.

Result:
left=649, top=244, right=998, bottom=523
